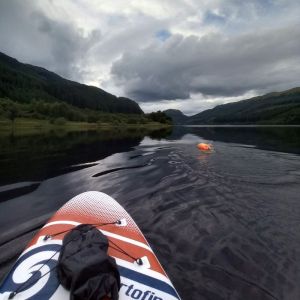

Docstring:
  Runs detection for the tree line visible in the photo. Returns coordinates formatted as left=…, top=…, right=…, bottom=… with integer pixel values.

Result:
left=0, top=98, right=172, bottom=125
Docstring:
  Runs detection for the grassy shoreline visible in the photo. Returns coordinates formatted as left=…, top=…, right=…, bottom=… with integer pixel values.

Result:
left=0, top=118, right=171, bottom=135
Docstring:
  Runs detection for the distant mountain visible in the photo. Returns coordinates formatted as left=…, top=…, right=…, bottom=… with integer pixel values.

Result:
left=0, top=52, right=143, bottom=114
left=167, top=88, right=300, bottom=125
left=164, top=109, right=188, bottom=124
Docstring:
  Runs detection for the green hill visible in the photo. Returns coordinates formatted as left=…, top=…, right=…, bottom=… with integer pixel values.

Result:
left=0, top=52, right=142, bottom=114
left=168, top=88, right=300, bottom=125
left=164, top=109, right=188, bottom=124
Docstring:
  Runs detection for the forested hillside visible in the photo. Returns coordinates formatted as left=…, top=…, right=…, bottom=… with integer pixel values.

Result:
left=0, top=52, right=142, bottom=115
left=187, top=88, right=300, bottom=124
left=164, top=109, right=189, bottom=124
left=165, top=88, right=300, bottom=125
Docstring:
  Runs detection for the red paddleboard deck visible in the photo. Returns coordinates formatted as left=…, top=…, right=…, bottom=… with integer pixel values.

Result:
left=0, top=191, right=180, bottom=300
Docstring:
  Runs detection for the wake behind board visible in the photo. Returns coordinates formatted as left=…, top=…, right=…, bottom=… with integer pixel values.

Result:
left=0, top=191, right=180, bottom=300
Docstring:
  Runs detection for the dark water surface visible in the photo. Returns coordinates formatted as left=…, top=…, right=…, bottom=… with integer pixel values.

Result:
left=0, top=126, right=300, bottom=300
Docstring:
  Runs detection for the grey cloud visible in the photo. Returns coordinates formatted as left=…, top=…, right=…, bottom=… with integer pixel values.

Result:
left=0, top=0, right=101, bottom=82
left=203, top=11, right=226, bottom=26
left=111, top=25, right=300, bottom=101
left=1, top=0, right=300, bottom=108
left=90, top=13, right=167, bottom=64
left=31, top=11, right=101, bottom=80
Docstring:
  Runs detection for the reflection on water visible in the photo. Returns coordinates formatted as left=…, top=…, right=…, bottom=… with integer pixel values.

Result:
left=0, top=126, right=300, bottom=300
left=0, top=127, right=172, bottom=186
left=170, top=126, right=300, bottom=154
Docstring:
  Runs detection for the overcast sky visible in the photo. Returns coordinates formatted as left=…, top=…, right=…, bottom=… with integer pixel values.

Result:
left=0, top=0, right=300, bottom=115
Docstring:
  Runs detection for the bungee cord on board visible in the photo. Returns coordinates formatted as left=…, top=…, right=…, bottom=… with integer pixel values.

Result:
left=8, top=219, right=143, bottom=299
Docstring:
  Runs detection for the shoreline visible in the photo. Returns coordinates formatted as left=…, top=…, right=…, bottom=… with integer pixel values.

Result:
left=181, top=124, right=300, bottom=127
left=0, top=118, right=171, bottom=135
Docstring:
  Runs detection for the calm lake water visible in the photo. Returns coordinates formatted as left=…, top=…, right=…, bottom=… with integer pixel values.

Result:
left=0, top=126, right=300, bottom=300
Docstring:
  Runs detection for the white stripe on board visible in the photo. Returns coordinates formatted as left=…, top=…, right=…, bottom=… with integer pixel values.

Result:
left=43, top=221, right=80, bottom=228
left=100, top=229, right=153, bottom=252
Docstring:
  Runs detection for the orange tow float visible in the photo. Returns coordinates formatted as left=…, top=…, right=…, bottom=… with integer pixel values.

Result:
left=197, top=143, right=213, bottom=151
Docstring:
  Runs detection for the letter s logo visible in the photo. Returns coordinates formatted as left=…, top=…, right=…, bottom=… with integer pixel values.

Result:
left=0, top=244, right=61, bottom=300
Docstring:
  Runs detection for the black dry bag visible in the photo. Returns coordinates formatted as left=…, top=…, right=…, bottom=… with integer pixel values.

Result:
left=57, top=224, right=120, bottom=300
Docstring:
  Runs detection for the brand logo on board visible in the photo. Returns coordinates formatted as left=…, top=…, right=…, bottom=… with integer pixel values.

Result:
left=121, top=283, right=163, bottom=300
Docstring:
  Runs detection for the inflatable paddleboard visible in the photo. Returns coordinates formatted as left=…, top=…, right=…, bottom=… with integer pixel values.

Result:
left=0, top=191, right=180, bottom=300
